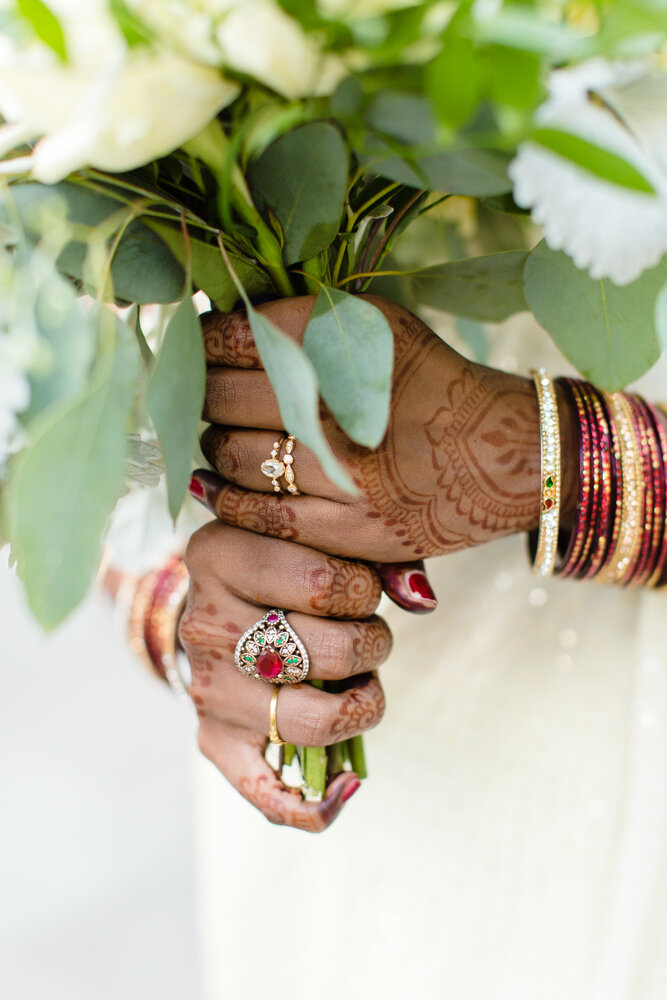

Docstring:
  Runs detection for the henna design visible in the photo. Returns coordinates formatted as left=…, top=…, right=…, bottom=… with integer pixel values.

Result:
left=237, top=771, right=354, bottom=832
left=201, top=310, right=261, bottom=368
left=329, top=674, right=385, bottom=740
left=350, top=619, right=393, bottom=672
left=216, top=484, right=300, bottom=540
left=308, top=558, right=381, bottom=618
left=353, top=315, right=541, bottom=557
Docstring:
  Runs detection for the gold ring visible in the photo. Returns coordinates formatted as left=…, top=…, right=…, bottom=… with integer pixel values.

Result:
left=280, top=435, right=300, bottom=495
left=269, top=684, right=285, bottom=745
left=260, top=436, right=286, bottom=493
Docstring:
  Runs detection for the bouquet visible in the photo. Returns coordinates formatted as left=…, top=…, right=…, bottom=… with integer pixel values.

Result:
left=1, top=0, right=667, bottom=797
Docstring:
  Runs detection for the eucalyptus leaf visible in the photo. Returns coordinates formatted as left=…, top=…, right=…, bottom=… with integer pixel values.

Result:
left=246, top=303, right=357, bottom=493
left=248, top=122, right=348, bottom=266
left=7, top=315, right=140, bottom=629
left=147, top=220, right=273, bottom=309
left=362, top=139, right=512, bottom=196
left=410, top=251, right=528, bottom=322
left=524, top=241, right=664, bottom=390
left=655, top=280, right=667, bottom=353
left=146, top=296, right=206, bottom=519
left=303, top=288, right=393, bottom=448
left=8, top=182, right=184, bottom=303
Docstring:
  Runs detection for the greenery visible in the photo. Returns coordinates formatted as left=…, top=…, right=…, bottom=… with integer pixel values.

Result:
left=1, top=0, right=667, bottom=637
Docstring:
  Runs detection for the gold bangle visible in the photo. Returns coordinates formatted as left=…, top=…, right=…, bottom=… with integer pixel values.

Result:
left=597, top=392, right=644, bottom=584
left=531, top=369, right=561, bottom=576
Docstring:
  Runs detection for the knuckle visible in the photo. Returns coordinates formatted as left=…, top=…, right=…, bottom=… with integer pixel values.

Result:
left=222, top=434, right=250, bottom=479
left=294, top=701, right=333, bottom=746
left=312, top=626, right=353, bottom=677
left=205, top=371, right=238, bottom=419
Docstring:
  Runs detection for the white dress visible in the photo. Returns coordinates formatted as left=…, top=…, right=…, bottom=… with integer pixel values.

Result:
left=193, top=316, right=667, bottom=1000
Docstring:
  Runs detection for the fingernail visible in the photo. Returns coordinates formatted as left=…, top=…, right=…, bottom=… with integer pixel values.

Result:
left=342, top=778, right=361, bottom=804
left=407, top=571, right=437, bottom=605
left=375, top=561, right=438, bottom=614
left=188, top=469, right=222, bottom=510
left=188, top=475, right=206, bottom=501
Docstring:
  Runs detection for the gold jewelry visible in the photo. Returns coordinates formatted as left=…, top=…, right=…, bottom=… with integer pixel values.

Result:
left=127, top=555, right=190, bottom=698
left=260, top=436, right=286, bottom=493
left=597, top=392, right=644, bottom=584
left=235, top=608, right=310, bottom=684
left=280, top=435, right=300, bottom=495
left=269, top=685, right=285, bottom=745
left=531, top=369, right=561, bottom=576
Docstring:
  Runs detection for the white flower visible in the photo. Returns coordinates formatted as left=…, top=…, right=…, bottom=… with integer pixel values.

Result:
left=509, top=58, right=667, bottom=285
left=0, top=0, right=239, bottom=183
left=128, top=0, right=344, bottom=98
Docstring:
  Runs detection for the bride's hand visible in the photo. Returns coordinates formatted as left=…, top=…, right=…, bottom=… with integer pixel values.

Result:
left=194, top=296, right=579, bottom=562
left=179, top=517, right=390, bottom=831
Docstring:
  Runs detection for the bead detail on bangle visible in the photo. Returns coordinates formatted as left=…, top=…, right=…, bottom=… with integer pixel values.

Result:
left=531, top=369, right=561, bottom=577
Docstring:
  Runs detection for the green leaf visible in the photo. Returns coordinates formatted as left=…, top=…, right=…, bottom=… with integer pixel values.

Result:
left=17, top=0, right=67, bottom=60
left=362, top=139, right=512, bottom=196
left=410, top=251, right=529, bottom=322
left=147, top=220, right=273, bottom=310
left=246, top=304, right=357, bottom=493
left=8, top=182, right=185, bottom=303
left=248, top=122, right=349, bottom=266
left=427, top=38, right=481, bottom=129
left=533, top=129, right=656, bottom=194
left=25, top=269, right=96, bottom=422
left=303, top=287, right=393, bottom=448
left=654, top=280, right=667, bottom=353
left=109, top=0, right=154, bottom=47
left=146, top=297, right=206, bottom=519
left=524, top=241, right=664, bottom=390
left=7, top=315, right=140, bottom=629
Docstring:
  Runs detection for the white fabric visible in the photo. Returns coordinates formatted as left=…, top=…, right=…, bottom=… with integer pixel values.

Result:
left=193, top=315, right=667, bottom=999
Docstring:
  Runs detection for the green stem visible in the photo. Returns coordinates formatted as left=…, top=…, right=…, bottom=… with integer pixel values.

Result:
left=348, top=736, right=368, bottom=780
left=230, top=187, right=294, bottom=297
left=283, top=742, right=297, bottom=767
left=327, top=741, right=345, bottom=776
left=302, top=746, right=328, bottom=802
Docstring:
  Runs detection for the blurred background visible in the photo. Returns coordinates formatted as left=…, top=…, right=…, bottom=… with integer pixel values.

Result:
left=0, top=551, right=202, bottom=1000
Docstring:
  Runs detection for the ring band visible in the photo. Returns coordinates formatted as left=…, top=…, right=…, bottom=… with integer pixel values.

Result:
left=280, top=435, right=300, bottom=495
left=269, top=685, right=285, bottom=745
left=260, top=437, right=286, bottom=493
left=234, top=608, right=310, bottom=684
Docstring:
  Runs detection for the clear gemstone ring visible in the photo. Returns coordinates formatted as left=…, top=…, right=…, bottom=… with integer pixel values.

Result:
left=234, top=609, right=310, bottom=684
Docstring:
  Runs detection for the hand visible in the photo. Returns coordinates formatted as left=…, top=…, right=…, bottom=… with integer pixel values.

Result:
left=178, top=517, right=391, bottom=832
left=196, top=296, right=579, bottom=562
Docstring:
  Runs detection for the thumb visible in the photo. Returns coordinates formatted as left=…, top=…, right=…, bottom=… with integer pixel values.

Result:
left=373, top=561, right=438, bottom=614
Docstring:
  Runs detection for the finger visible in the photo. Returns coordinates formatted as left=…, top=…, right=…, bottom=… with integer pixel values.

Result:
left=183, top=516, right=382, bottom=619
left=197, top=722, right=361, bottom=832
left=188, top=473, right=378, bottom=562
left=374, top=560, right=438, bottom=613
left=203, top=368, right=281, bottom=428
left=180, top=591, right=392, bottom=683
left=199, top=426, right=349, bottom=502
left=201, top=297, right=316, bottom=367
left=194, top=668, right=386, bottom=747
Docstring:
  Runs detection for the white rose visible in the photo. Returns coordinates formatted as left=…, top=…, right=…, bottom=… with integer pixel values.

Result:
left=509, top=58, right=667, bottom=285
left=129, top=0, right=344, bottom=98
left=0, top=0, right=239, bottom=183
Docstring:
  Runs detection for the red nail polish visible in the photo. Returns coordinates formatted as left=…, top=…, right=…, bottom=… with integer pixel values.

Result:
left=408, top=571, right=437, bottom=604
left=189, top=475, right=206, bottom=500
left=342, top=778, right=361, bottom=804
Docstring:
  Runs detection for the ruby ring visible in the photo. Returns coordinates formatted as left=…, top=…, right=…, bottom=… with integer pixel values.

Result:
left=234, top=609, right=309, bottom=684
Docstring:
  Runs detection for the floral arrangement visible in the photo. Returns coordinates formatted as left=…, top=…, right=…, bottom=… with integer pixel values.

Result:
left=1, top=0, right=666, bottom=633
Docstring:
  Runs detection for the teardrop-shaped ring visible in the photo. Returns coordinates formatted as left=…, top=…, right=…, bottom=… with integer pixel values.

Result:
left=235, top=609, right=310, bottom=684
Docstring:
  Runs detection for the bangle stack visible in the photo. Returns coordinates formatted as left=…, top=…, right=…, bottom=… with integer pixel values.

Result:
left=531, top=370, right=667, bottom=588
left=128, top=553, right=190, bottom=696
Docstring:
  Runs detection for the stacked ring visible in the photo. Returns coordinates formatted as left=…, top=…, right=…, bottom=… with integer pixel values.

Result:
left=260, top=434, right=300, bottom=495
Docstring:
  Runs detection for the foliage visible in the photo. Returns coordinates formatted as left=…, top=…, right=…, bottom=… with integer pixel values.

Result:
left=1, top=0, right=667, bottom=627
